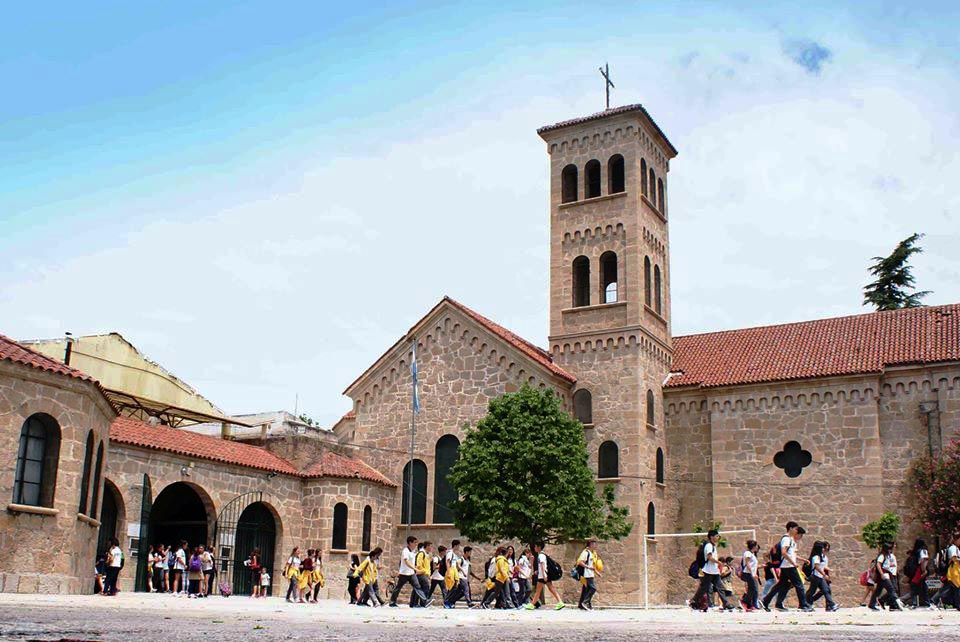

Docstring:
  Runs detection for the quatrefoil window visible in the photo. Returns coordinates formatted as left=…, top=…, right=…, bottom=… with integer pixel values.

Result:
left=773, top=441, right=812, bottom=478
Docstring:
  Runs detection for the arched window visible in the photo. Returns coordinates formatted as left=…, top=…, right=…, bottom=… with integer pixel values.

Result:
left=649, top=167, right=656, bottom=204
left=572, top=256, right=590, bottom=307
left=12, top=414, right=61, bottom=508
left=433, top=435, right=460, bottom=523
left=656, top=448, right=665, bottom=484
left=644, top=256, right=652, bottom=307
left=600, top=251, right=618, bottom=303
left=89, top=441, right=104, bottom=519
left=332, top=502, right=348, bottom=549
left=598, top=441, right=619, bottom=479
left=657, top=178, right=665, bottom=213
left=585, top=159, right=601, bottom=198
left=561, top=164, right=578, bottom=203
left=401, top=459, right=427, bottom=524
left=78, top=431, right=94, bottom=515
left=647, top=502, right=656, bottom=535
left=646, top=389, right=656, bottom=427
left=573, top=389, right=593, bottom=425
left=608, top=154, right=625, bottom=194
left=640, top=158, right=648, bottom=197
left=654, top=265, right=663, bottom=315
left=361, top=505, right=372, bottom=552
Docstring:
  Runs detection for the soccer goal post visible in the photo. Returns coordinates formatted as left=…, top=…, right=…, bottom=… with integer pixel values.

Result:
left=642, top=528, right=756, bottom=609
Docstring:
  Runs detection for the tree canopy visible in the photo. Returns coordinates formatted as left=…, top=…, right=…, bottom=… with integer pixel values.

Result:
left=860, top=511, right=900, bottom=549
left=447, top=384, right=633, bottom=547
left=863, top=233, right=931, bottom=310
left=907, top=441, right=960, bottom=537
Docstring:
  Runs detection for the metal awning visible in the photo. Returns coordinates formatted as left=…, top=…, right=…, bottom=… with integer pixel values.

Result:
left=104, top=389, right=256, bottom=428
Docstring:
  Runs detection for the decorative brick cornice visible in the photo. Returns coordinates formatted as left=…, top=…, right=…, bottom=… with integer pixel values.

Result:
left=562, top=222, right=625, bottom=245
left=551, top=328, right=672, bottom=368
left=880, top=372, right=960, bottom=397
left=643, top=226, right=666, bottom=257
left=665, top=383, right=879, bottom=415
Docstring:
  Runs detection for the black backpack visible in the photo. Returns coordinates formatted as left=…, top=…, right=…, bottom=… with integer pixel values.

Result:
left=936, top=549, right=949, bottom=576
left=903, top=551, right=919, bottom=579
left=545, top=555, right=563, bottom=582
left=770, top=541, right=783, bottom=566
left=688, top=543, right=706, bottom=579
left=438, top=554, right=448, bottom=577
left=801, top=560, right=812, bottom=578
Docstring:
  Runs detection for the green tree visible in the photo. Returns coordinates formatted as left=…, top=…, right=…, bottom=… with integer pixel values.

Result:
left=906, top=441, right=960, bottom=537
left=861, top=511, right=901, bottom=549
left=447, top=384, right=633, bottom=547
left=693, top=520, right=728, bottom=549
left=863, top=233, right=931, bottom=310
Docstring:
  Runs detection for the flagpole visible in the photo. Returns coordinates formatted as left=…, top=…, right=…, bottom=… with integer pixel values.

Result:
left=406, top=339, right=417, bottom=538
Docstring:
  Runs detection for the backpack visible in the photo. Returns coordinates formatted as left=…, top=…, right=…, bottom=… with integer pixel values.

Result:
left=903, top=551, right=919, bottom=580
left=769, top=541, right=783, bottom=566
left=545, top=555, right=563, bottom=582
left=189, top=556, right=202, bottom=573
left=936, top=549, right=950, bottom=576
left=735, top=556, right=745, bottom=580
left=438, top=554, right=448, bottom=577
left=219, top=581, right=232, bottom=597
left=688, top=543, right=706, bottom=579
left=801, top=560, right=812, bottom=578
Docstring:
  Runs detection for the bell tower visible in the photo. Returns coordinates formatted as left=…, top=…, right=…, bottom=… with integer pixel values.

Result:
left=538, top=103, right=677, bottom=603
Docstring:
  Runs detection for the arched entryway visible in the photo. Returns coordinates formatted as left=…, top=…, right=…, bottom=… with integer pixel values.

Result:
left=150, top=482, right=212, bottom=551
left=213, top=492, right=281, bottom=596
left=96, top=480, right=125, bottom=558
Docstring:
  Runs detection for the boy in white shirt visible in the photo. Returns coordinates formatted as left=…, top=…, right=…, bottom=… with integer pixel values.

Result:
left=762, top=522, right=813, bottom=612
left=576, top=540, right=601, bottom=610
left=523, top=541, right=565, bottom=610
left=389, top=536, right=431, bottom=607
left=690, top=530, right=733, bottom=611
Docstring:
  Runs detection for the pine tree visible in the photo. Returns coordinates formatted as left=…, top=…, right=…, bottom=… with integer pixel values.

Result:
left=862, top=233, right=931, bottom=310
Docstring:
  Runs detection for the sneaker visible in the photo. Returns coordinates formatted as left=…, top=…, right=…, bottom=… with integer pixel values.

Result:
left=425, top=599, right=434, bottom=608
left=577, top=604, right=588, bottom=611
left=388, top=603, right=398, bottom=608
left=775, top=606, right=789, bottom=612
left=827, top=605, right=840, bottom=612
left=801, top=606, right=814, bottom=612
left=523, top=603, right=535, bottom=610
left=555, top=602, right=565, bottom=610
left=868, top=605, right=880, bottom=611
left=762, top=604, right=771, bottom=612
left=443, top=603, right=453, bottom=609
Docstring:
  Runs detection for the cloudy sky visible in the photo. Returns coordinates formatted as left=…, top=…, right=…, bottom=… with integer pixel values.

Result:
left=2, top=1, right=958, bottom=424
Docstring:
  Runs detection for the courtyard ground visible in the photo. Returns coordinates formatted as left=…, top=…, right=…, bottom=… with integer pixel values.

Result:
left=0, top=593, right=958, bottom=641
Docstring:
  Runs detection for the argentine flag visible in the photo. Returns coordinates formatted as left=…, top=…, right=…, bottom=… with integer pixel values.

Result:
left=411, top=340, right=421, bottom=414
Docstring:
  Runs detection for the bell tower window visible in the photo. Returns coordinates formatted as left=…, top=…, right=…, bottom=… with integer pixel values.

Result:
left=561, top=164, right=578, bottom=203
left=572, top=256, right=590, bottom=307
left=600, top=251, right=618, bottom=303
left=585, top=159, right=601, bottom=198
left=608, top=154, right=625, bottom=194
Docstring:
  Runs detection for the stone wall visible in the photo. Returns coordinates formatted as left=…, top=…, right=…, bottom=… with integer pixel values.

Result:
left=0, top=361, right=115, bottom=594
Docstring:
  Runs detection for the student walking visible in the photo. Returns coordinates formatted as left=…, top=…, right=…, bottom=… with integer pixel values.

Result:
left=481, top=546, right=515, bottom=609
left=284, top=547, right=302, bottom=603
left=428, top=545, right=447, bottom=601
left=805, top=541, right=838, bottom=611
left=348, top=553, right=361, bottom=604
left=389, top=536, right=431, bottom=607
left=576, top=540, right=601, bottom=610
left=103, top=538, right=123, bottom=596
left=690, top=530, right=734, bottom=612
left=413, top=542, right=433, bottom=607
left=762, top=522, right=813, bottom=612
left=200, top=545, right=215, bottom=597
left=523, top=541, right=565, bottom=610
left=905, top=538, right=931, bottom=608
left=516, top=548, right=533, bottom=606
left=739, top=540, right=761, bottom=611
left=355, top=547, right=384, bottom=607
left=869, top=541, right=902, bottom=611
left=938, top=534, right=960, bottom=610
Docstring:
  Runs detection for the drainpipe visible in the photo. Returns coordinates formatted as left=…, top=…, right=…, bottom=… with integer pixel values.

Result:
left=920, top=400, right=941, bottom=459
left=63, top=332, right=74, bottom=365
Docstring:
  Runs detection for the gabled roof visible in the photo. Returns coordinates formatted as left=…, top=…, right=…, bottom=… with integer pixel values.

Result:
left=343, top=296, right=575, bottom=396
left=0, top=333, right=97, bottom=382
left=537, top=103, right=678, bottom=156
left=301, top=451, right=395, bottom=486
left=110, top=417, right=394, bottom=486
left=668, top=303, right=960, bottom=390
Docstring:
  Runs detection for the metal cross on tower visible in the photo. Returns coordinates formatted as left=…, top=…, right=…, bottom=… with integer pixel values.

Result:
left=599, top=63, right=614, bottom=110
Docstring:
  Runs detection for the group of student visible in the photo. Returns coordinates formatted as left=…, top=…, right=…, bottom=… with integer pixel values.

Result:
left=690, top=522, right=960, bottom=613
left=346, top=536, right=603, bottom=611
left=145, top=541, right=217, bottom=598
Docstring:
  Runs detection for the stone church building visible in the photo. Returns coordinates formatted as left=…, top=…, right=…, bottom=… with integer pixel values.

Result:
left=1, top=104, right=957, bottom=605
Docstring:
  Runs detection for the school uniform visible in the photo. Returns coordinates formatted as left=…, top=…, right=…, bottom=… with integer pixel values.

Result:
left=908, top=548, right=930, bottom=607
left=804, top=554, right=836, bottom=609
left=870, top=553, right=901, bottom=610
left=762, top=535, right=810, bottom=610
left=740, top=550, right=760, bottom=609
left=389, top=547, right=428, bottom=607
left=412, top=549, right=432, bottom=607
left=577, top=548, right=598, bottom=609
left=428, top=554, right=446, bottom=600
left=516, top=556, right=532, bottom=605
left=691, top=542, right=733, bottom=610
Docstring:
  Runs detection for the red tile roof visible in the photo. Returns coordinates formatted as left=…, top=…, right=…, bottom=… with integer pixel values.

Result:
left=0, top=334, right=97, bottom=382
left=110, top=417, right=394, bottom=486
left=668, top=304, right=960, bottom=390
left=301, top=451, right=395, bottom=486
left=445, top=297, right=576, bottom=384
left=537, top=103, right=678, bottom=156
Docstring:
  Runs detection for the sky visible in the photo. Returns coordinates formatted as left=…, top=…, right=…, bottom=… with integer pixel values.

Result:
left=2, top=1, right=958, bottom=424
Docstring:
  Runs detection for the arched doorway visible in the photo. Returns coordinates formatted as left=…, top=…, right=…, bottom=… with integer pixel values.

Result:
left=150, top=482, right=211, bottom=551
left=234, top=502, right=277, bottom=596
left=96, top=480, right=125, bottom=558
left=213, top=492, right=280, bottom=596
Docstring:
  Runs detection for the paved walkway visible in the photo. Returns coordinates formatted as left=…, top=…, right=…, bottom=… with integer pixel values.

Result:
left=0, top=593, right=958, bottom=641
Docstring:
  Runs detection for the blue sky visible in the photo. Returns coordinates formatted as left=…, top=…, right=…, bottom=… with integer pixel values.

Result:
left=2, top=1, right=958, bottom=422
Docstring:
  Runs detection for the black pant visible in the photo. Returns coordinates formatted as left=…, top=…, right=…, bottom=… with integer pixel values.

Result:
left=204, top=570, right=215, bottom=595
left=763, top=567, right=808, bottom=609
left=409, top=575, right=430, bottom=606
left=428, top=579, right=447, bottom=601
left=390, top=574, right=427, bottom=606
left=348, top=576, right=361, bottom=603
left=692, top=573, right=731, bottom=610
left=870, top=575, right=900, bottom=609
left=805, top=575, right=835, bottom=608
left=578, top=577, right=597, bottom=607
left=909, top=579, right=929, bottom=607
left=104, top=567, right=120, bottom=595
left=445, top=581, right=463, bottom=606
left=741, top=574, right=759, bottom=608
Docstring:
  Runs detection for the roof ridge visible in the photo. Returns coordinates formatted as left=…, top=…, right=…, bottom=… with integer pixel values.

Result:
left=674, top=303, right=960, bottom=342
